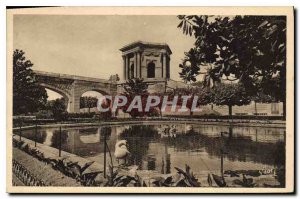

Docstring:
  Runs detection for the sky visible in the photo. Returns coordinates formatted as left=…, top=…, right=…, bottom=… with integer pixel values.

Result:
left=13, top=15, right=195, bottom=99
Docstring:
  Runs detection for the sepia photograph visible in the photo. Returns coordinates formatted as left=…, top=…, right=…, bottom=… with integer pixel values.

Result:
left=6, top=7, right=294, bottom=193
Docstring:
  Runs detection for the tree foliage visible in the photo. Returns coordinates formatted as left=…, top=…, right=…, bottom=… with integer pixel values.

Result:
left=123, top=78, right=148, bottom=96
left=177, top=15, right=286, bottom=102
left=167, top=86, right=212, bottom=116
left=179, top=48, right=201, bottom=83
left=210, top=83, right=251, bottom=105
left=210, top=83, right=251, bottom=116
left=121, top=78, right=158, bottom=118
left=46, top=98, right=68, bottom=120
left=80, top=96, right=98, bottom=112
left=13, top=49, right=48, bottom=115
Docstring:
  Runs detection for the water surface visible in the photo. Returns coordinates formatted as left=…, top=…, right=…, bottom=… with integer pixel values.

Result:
left=21, top=123, right=285, bottom=174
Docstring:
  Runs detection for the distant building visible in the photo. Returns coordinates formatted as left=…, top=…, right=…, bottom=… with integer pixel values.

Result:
left=120, top=41, right=171, bottom=81
left=201, top=102, right=284, bottom=116
left=120, top=41, right=175, bottom=93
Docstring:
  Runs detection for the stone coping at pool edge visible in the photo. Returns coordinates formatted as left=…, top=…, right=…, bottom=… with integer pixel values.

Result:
left=12, top=119, right=286, bottom=132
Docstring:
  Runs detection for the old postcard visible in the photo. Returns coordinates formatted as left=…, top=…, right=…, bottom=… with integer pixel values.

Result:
left=6, top=7, right=294, bottom=193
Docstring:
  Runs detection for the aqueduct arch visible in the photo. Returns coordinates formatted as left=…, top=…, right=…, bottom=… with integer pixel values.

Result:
left=34, top=70, right=118, bottom=113
left=40, top=83, right=71, bottom=112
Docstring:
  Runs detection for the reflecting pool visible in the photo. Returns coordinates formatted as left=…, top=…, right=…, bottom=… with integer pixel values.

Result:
left=21, top=123, right=285, bottom=174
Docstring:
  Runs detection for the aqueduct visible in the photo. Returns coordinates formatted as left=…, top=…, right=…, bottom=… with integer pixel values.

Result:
left=32, top=41, right=189, bottom=113
left=33, top=70, right=118, bottom=113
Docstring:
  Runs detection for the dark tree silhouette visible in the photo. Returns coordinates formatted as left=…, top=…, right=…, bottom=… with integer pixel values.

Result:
left=80, top=96, right=98, bottom=112
left=47, top=98, right=68, bottom=120
left=121, top=78, right=158, bottom=118
left=170, top=86, right=211, bottom=116
left=13, top=49, right=48, bottom=115
left=177, top=15, right=286, bottom=119
left=210, top=83, right=251, bottom=117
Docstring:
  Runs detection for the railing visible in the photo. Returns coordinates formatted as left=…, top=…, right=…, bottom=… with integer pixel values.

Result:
left=12, top=159, right=47, bottom=186
left=13, top=123, right=113, bottom=183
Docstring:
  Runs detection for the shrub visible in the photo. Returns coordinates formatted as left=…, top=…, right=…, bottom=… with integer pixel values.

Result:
left=94, top=111, right=113, bottom=121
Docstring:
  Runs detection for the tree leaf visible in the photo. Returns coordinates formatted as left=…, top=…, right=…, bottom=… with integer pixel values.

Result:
left=177, top=20, right=183, bottom=28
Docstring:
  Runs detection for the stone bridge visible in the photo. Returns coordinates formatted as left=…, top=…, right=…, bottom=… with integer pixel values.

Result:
left=33, top=70, right=118, bottom=113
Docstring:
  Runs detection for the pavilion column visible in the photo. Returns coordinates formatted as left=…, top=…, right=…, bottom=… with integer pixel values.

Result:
left=134, top=52, right=137, bottom=78
left=123, top=55, right=127, bottom=80
left=137, top=52, right=141, bottom=78
left=126, top=55, right=129, bottom=79
left=163, top=53, right=167, bottom=78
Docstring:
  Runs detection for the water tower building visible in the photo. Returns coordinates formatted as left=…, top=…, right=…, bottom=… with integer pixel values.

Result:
left=120, top=41, right=172, bottom=82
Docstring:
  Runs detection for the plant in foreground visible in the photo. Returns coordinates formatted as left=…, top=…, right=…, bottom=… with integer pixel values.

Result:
left=13, top=138, right=102, bottom=186
left=233, top=174, right=256, bottom=187
left=152, top=164, right=201, bottom=187
left=104, top=164, right=147, bottom=187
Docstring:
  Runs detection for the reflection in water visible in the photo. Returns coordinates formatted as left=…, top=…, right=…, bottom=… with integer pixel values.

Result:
left=20, top=130, right=47, bottom=143
left=161, top=144, right=171, bottom=174
left=21, top=124, right=285, bottom=174
left=100, top=126, right=112, bottom=147
left=50, top=129, right=68, bottom=149
left=120, top=125, right=159, bottom=168
left=78, top=128, right=100, bottom=144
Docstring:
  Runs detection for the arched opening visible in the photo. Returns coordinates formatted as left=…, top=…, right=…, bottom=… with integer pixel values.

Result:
left=80, top=91, right=104, bottom=113
left=147, top=62, right=155, bottom=78
left=130, top=63, right=134, bottom=79
left=46, top=89, right=64, bottom=100
left=44, top=88, right=69, bottom=117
